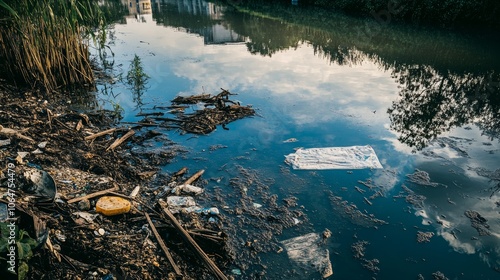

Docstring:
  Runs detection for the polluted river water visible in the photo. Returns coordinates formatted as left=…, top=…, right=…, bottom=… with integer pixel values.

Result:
left=94, top=0, right=500, bottom=279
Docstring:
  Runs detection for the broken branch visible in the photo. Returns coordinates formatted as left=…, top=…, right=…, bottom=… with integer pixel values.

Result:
left=159, top=200, right=228, bottom=280
left=84, top=128, right=117, bottom=141
left=106, top=130, right=135, bottom=151
left=67, top=185, right=119, bottom=204
left=144, top=212, right=182, bottom=276
left=182, top=169, right=205, bottom=185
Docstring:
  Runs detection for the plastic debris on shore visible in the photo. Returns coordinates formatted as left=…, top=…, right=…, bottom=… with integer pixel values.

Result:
left=95, top=196, right=131, bottom=216
left=23, top=168, right=57, bottom=201
left=284, top=145, right=383, bottom=170
left=281, top=232, right=333, bottom=278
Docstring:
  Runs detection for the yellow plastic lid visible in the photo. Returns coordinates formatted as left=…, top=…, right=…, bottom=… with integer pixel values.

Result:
left=95, top=196, right=131, bottom=216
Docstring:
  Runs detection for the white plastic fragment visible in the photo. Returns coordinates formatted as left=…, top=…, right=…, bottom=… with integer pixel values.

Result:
left=183, top=206, right=203, bottom=213
left=204, top=207, right=219, bottom=215
left=17, top=151, right=29, bottom=158
left=180, top=184, right=204, bottom=194
left=0, top=139, right=11, bottom=147
left=129, top=185, right=141, bottom=198
left=59, top=180, right=73, bottom=184
left=283, top=138, right=298, bottom=143
left=171, top=183, right=203, bottom=195
left=231, top=268, right=242, bottom=275
left=284, top=145, right=383, bottom=170
left=166, top=196, right=196, bottom=207
left=38, top=141, right=48, bottom=148
left=72, top=211, right=99, bottom=223
left=281, top=233, right=333, bottom=278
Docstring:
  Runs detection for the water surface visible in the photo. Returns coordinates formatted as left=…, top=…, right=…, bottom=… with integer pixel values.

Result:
left=95, top=1, right=500, bottom=279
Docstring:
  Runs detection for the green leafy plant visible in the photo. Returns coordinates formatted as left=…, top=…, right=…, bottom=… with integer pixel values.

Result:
left=126, top=54, right=150, bottom=91
left=126, top=54, right=149, bottom=110
left=0, top=222, right=38, bottom=280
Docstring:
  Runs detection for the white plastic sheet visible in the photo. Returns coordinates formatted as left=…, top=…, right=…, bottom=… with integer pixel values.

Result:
left=284, top=145, right=383, bottom=170
left=281, top=233, right=333, bottom=278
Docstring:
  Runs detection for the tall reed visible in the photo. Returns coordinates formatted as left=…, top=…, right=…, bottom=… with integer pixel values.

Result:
left=0, top=0, right=104, bottom=93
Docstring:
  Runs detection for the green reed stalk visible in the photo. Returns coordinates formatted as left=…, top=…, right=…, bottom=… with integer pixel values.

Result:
left=0, top=0, right=105, bottom=93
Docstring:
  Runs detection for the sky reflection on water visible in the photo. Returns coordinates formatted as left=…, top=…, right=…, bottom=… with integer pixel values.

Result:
left=97, top=1, right=500, bottom=278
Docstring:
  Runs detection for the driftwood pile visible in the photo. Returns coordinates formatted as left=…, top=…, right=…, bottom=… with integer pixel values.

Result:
left=133, top=89, right=255, bottom=134
left=170, top=89, right=255, bottom=134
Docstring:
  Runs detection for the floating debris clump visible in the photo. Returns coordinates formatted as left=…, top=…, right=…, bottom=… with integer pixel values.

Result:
left=464, top=210, right=491, bottom=236
left=169, top=89, right=255, bottom=134
left=416, top=231, right=435, bottom=243
left=328, top=192, right=388, bottom=228
left=406, top=169, right=442, bottom=187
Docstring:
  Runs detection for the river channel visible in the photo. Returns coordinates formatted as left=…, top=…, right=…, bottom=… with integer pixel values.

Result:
left=94, top=1, right=500, bottom=279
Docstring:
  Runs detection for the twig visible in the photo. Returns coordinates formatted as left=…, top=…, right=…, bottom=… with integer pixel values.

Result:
left=135, top=112, right=164, bottom=117
left=45, top=234, right=61, bottom=262
left=144, top=212, right=182, bottom=276
left=190, top=228, right=221, bottom=235
left=75, top=119, right=83, bottom=131
left=158, top=200, right=228, bottom=280
left=47, top=108, right=53, bottom=129
left=67, top=185, right=119, bottom=204
left=188, top=231, right=224, bottom=242
left=0, top=125, right=35, bottom=142
left=173, top=167, right=188, bottom=177
left=84, top=127, right=117, bottom=141
left=53, top=117, right=73, bottom=130
left=107, top=191, right=134, bottom=200
left=138, top=171, right=157, bottom=179
left=106, top=129, right=135, bottom=151
left=121, top=122, right=159, bottom=127
left=152, top=117, right=184, bottom=122
left=183, top=169, right=205, bottom=185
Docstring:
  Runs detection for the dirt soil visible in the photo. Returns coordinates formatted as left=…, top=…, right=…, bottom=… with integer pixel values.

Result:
left=0, top=85, right=229, bottom=280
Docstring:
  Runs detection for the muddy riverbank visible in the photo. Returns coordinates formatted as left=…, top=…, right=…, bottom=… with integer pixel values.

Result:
left=0, top=85, right=229, bottom=279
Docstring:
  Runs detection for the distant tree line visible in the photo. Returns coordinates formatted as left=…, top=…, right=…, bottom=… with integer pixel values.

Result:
left=225, top=0, right=500, bottom=31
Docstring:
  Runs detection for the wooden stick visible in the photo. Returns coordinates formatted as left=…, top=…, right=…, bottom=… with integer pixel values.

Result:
left=135, top=112, right=164, bottom=117
left=107, top=191, right=134, bottom=200
left=45, top=234, right=61, bottom=262
left=182, top=169, right=205, bottom=185
left=144, top=212, right=182, bottom=276
left=121, top=122, right=159, bottom=127
left=106, top=130, right=135, bottom=151
left=188, top=231, right=224, bottom=242
left=67, top=185, right=119, bottom=204
left=75, top=120, right=83, bottom=131
left=158, top=200, right=228, bottom=280
left=152, top=117, right=184, bottom=122
left=138, top=171, right=157, bottom=178
left=173, top=167, right=188, bottom=177
left=84, top=128, right=117, bottom=141
left=47, top=108, right=53, bottom=129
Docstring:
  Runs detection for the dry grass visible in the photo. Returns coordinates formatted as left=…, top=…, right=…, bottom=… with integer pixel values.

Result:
left=0, top=0, right=103, bottom=92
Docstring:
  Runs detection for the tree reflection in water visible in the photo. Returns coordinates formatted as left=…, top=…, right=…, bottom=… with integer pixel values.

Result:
left=149, top=0, right=500, bottom=151
left=388, top=67, right=500, bottom=150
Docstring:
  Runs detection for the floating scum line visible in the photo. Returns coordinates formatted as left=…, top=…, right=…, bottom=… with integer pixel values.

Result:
left=284, top=145, right=383, bottom=170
